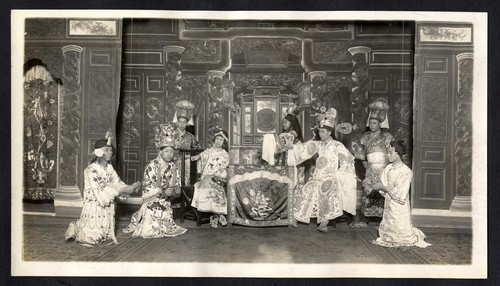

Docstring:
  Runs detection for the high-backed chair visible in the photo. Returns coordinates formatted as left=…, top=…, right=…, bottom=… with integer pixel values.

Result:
left=177, top=149, right=211, bottom=226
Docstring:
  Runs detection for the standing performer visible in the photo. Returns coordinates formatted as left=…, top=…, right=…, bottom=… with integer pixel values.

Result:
left=286, top=108, right=357, bottom=233
left=351, top=99, right=394, bottom=227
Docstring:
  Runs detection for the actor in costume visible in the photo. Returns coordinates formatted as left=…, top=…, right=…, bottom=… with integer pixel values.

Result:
left=286, top=108, right=357, bottom=233
left=65, top=133, right=141, bottom=247
left=172, top=100, right=198, bottom=184
left=351, top=99, right=394, bottom=227
left=371, top=141, right=431, bottom=248
left=122, top=131, right=187, bottom=238
left=190, top=129, right=229, bottom=228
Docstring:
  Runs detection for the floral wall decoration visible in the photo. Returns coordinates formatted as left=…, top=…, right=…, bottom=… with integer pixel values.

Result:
left=68, top=20, right=118, bottom=36
left=23, top=63, right=59, bottom=200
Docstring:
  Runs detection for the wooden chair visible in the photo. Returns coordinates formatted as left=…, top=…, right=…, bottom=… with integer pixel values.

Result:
left=177, top=149, right=211, bottom=226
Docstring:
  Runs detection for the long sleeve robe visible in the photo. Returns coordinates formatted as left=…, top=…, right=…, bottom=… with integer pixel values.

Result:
left=288, top=139, right=357, bottom=224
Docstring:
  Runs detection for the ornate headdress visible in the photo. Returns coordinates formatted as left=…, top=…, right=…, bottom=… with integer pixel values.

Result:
left=94, top=130, right=114, bottom=157
left=284, top=103, right=302, bottom=122
left=154, top=123, right=178, bottom=149
left=213, top=129, right=229, bottom=142
left=173, top=100, right=195, bottom=125
left=318, top=107, right=337, bottom=129
left=367, top=98, right=390, bottom=128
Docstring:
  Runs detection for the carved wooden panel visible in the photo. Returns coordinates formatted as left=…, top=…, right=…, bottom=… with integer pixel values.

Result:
left=371, top=51, right=413, bottom=66
left=146, top=76, right=164, bottom=93
left=393, top=76, right=412, bottom=93
left=420, top=168, right=446, bottom=200
left=87, top=71, right=114, bottom=134
left=424, top=57, right=448, bottom=73
left=89, top=50, right=113, bottom=66
left=122, top=164, right=142, bottom=184
left=455, top=56, right=473, bottom=196
left=123, top=50, right=164, bottom=67
left=182, top=40, right=221, bottom=63
left=370, top=76, right=389, bottom=93
left=123, top=75, right=141, bottom=92
left=312, top=41, right=352, bottom=63
left=59, top=45, right=83, bottom=187
left=413, top=53, right=454, bottom=209
left=121, top=149, right=140, bottom=162
left=421, top=147, right=446, bottom=163
left=421, top=76, right=448, bottom=142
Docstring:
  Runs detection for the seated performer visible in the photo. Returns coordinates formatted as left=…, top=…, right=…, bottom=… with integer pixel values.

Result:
left=371, top=140, right=431, bottom=248
left=65, top=133, right=141, bottom=247
left=122, top=133, right=188, bottom=238
left=190, top=129, right=229, bottom=228
left=286, top=108, right=357, bottom=233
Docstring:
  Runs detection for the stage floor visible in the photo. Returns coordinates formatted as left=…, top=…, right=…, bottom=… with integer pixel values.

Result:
left=21, top=213, right=471, bottom=264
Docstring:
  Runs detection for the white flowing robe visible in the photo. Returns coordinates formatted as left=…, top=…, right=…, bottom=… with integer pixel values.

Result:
left=289, top=139, right=357, bottom=224
left=372, top=163, right=431, bottom=248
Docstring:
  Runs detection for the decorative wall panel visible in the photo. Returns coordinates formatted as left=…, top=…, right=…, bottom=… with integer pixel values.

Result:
left=423, top=57, right=448, bottom=73
left=455, top=55, right=473, bottom=196
left=123, top=75, right=141, bottom=92
left=89, top=50, right=113, bottom=66
left=421, top=168, right=446, bottom=199
left=182, top=40, right=221, bottom=63
left=418, top=25, right=472, bottom=44
left=88, top=71, right=114, bottom=134
left=312, top=41, right=352, bottom=63
left=231, top=38, right=302, bottom=58
left=123, top=51, right=164, bottom=67
left=421, top=77, right=448, bottom=142
left=59, top=45, right=83, bottom=187
left=25, top=18, right=67, bottom=39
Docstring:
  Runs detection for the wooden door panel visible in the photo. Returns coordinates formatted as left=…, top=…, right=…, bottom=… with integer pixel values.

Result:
left=413, top=54, right=454, bottom=209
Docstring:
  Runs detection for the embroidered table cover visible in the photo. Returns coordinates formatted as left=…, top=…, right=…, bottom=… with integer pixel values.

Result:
left=227, top=165, right=295, bottom=227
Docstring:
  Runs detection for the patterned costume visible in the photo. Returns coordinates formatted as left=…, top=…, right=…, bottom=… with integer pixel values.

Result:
left=289, top=139, right=357, bottom=224
left=191, top=147, right=229, bottom=214
left=123, top=155, right=187, bottom=238
left=65, top=163, right=126, bottom=245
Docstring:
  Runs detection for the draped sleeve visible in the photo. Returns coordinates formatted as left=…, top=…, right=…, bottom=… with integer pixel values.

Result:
left=85, top=164, right=119, bottom=207
left=333, top=141, right=357, bottom=215
left=142, top=160, right=162, bottom=199
left=107, top=164, right=128, bottom=191
left=288, top=140, right=319, bottom=166
left=380, top=164, right=413, bottom=205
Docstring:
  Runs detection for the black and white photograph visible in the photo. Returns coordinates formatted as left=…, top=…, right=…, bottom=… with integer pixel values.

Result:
left=11, top=10, right=487, bottom=278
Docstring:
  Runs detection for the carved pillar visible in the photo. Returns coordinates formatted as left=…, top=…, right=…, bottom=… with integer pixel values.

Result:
left=206, top=70, right=227, bottom=140
left=54, top=45, right=84, bottom=217
left=450, top=53, right=473, bottom=212
left=348, top=46, right=371, bottom=141
left=163, top=45, right=185, bottom=122
left=308, top=71, right=327, bottom=109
